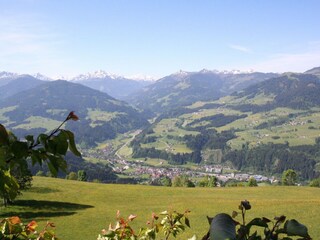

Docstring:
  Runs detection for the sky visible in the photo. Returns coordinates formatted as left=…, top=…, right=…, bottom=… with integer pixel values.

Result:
left=1, top=0, right=320, bottom=79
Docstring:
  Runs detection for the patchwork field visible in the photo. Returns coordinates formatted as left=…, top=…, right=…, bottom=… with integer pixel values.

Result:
left=1, top=177, right=320, bottom=239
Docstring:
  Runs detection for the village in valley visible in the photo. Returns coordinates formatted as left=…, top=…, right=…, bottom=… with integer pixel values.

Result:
left=82, top=145, right=275, bottom=186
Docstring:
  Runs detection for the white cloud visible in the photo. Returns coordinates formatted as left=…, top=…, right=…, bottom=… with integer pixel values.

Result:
left=251, top=47, right=320, bottom=73
left=0, top=13, right=69, bottom=76
left=229, top=44, right=252, bottom=53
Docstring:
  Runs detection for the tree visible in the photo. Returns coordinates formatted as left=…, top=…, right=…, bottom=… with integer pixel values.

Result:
left=198, top=175, right=218, bottom=187
left=0, top=111, right=81, bottom=206
left=172, top=176, right=183, bottom=187
left=309, top=177, right=320, bottom=187
left=172, top=175, right=195, bottom=187
left=282, top=169, right=297, bottom=186
left=66, top=171, right=78, bottom=180
left=247, top=177, right=258, bottom=187
left=160, top=176, right=172, bottom=186
left=77, top=170, right=87, bottom=181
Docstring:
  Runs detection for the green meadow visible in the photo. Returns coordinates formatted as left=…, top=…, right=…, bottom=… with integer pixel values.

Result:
left=1, top=177, right=320, bottom=239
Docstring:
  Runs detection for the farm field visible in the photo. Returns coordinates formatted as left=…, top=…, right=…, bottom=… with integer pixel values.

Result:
left=1, top=177, right=320, bottom=239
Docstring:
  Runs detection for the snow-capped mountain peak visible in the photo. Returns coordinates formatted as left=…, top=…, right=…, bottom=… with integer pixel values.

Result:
left=0, top=71, right=19, bottom=79
left=31, top=73, right=52, bottom=81
left=125, top=74, right=156, bottom=81
left=72, top=70, right=123, bottom=81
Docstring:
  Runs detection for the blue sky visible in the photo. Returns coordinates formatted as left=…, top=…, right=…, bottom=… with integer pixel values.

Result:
left=1, top=0, right=320, bottom=79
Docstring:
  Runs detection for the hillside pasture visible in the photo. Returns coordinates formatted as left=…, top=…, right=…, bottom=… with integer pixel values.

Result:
left=1, top=177, right=320, bottom=239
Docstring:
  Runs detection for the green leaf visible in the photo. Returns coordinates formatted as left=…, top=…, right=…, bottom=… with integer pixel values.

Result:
left=10, top=141, right=29, bottom=159
left=284, top=219, right=310, bottom=238
left=210, top=213, right=237, bottom=240
left=1, top=221, right=10, bottom=235
left=247, top=217, right=269, bottom=229
left=0, top=124, right=9, bottom=145
left=56, top=131, right=69, bottom=155
left=61, top=130, right=81, bottom=156
left=25, top=135, right=34, bottom=147
left=103, top=230, right=116, bottom=237
left=31, top=150, right=45, bottom=166
left=47, top=155, right=67, bottom=176
left=0, top=170, right=20, bottom=201
left=47, top=161, right=58, bottom=177
left=37, top=133, right=48, bottom=147
left=185, top=217, right=191, bottom=228
left=0, top=147, right=7, bottom=167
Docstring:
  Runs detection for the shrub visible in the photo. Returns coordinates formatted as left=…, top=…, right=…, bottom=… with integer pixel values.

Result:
left=97, top=210, right=193, bottom=240
left=66, top=171, right=78, bottom=180
left=203, top=200, right=311, bottom=240
left=0, top=217, right=58, bottom=240
left=247, top=177, right=258, bottom=187
left=309, top=177, right=320, bottom=187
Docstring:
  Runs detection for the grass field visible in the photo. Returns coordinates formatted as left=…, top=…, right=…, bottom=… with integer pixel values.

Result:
left=1, top=177, right=320, bottom=239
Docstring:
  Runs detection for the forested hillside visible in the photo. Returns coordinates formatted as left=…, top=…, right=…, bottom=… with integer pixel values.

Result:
left=127, top=70, right=278, bottom=114
left=0, top=80, right=148, bottom=147
left=129, top=72, right=320, bottom=179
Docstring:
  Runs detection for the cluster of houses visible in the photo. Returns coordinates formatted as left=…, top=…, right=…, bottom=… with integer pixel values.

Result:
left=82, top=143, right=275, bottom=186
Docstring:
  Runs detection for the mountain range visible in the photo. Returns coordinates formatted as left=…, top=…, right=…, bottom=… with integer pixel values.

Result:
left=126, top=70, right=278, bottom=114
left=1, top=67, right=320, bottom=179
left=0, top=79, right=148, bottom=147
left=130, top=70, right=320, bottom=179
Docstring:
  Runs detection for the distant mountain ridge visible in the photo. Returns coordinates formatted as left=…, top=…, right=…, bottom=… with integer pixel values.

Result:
left=0, top=80, right=149, bottom=146
left=71, top=70, right=152, bottom=100
left=232, top=73, right=320, bottom=111
left=127, top=69, right=279, bottom=114
left=0, top=75, right=45, bottom=100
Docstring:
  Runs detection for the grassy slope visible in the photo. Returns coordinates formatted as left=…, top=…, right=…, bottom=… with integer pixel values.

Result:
left=1, top=177, right=320, bottom=239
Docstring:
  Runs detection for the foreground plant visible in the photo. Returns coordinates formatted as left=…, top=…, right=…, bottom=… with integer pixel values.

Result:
left=0, top=216, right=59, bottom=240
left=97, top=210, right=195, bottom=240
left=0, top=111, right=81, bottom=206
left=203, top=200, right=311, bottom=240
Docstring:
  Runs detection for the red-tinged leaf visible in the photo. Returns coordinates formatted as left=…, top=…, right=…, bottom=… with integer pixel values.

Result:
left=9, top=216, right=21, bottom=225
left=47, top=221, right=55, bottom=228
left=27, top=220, right=38, bottom=232
left=128, top=214, right=137, bottom=221
left=152, top=212, right=159, bottom=220
left=66, top=111, right=79, bottom=121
